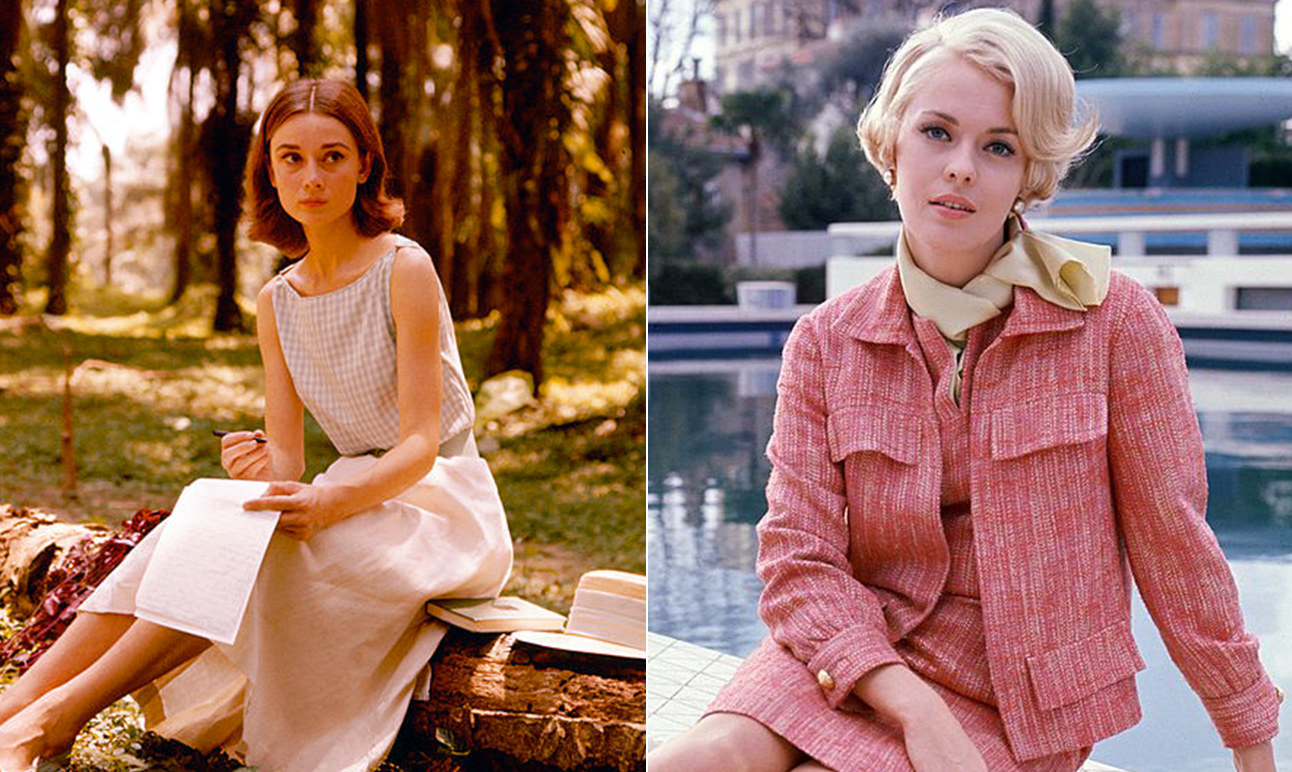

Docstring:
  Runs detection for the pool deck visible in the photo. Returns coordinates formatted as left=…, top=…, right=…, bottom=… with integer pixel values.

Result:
left=646, top=632, right=1132, bottom=771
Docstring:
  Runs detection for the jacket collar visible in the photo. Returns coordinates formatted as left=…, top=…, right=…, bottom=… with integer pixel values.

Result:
left=838, top=268, right=915, bottom=345
left=837, top=266, right=1086, bottom=345
left=998, top=284, right=1087, bottom=339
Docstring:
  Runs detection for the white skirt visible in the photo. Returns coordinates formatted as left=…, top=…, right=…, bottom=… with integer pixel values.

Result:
left=81, top=454, right=514, bottom=772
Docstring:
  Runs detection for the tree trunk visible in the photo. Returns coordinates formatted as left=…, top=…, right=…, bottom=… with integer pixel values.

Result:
left=445, top=54, right=474, bottom=320
left=354, top=0, right=369, bottom=100
left=0, top=0, right=26, bottom=315
left=598, top=0, right=646, bottom=281
left=478, top=148, right=501, bottom=317
left=439, top=1, right=481, bottom=319
left=376, top=0, right=435, bottom=251
left=405, top=127, right=436, bottom=254
left=462, top=2, right=495, bottom=319
left=102, top=144, right=112, bottom=285
left=169, top=21, right=195, bottom=305
left=292, top=0, right=319, bottom=76
left=483, top=0, right=572, bottom=389
left=586, top=4, right=622, bottom=281
left=209, top=0, right=254, bottom=333
left=375, top=0, right=410, bottom=202
left=628, top=0, right=645, bottom=279
left=44, top=0, right=73, bottom=316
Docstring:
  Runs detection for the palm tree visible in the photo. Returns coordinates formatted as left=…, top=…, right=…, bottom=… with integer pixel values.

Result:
left=711, top=88, right=797, bottom=266
left=0, top=0, right=26, bottom=315
left=44, top=0, right=73, bottom=315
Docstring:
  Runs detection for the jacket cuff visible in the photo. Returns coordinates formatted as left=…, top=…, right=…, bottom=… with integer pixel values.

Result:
left=804, top=624, right=903, bottom=709
left=1202, top=672, right=1281, bottom=749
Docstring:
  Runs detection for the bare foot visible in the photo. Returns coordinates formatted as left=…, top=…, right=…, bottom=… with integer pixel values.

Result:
left=0, top=694, right=78, bottom=771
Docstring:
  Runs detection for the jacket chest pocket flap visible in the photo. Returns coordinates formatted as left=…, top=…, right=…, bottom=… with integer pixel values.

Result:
left=827, top=405, right=921, bottom=465
left=1025, top=619, right=1145, bottom=711
left=990, top=392, right=1107, bottom=460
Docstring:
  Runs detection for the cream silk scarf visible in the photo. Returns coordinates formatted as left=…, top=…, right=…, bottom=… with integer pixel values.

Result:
left=897, top=215, right=1112, bottom=402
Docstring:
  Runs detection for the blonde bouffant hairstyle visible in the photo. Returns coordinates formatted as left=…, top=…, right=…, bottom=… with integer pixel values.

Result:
left=857, top=8, right=1098, bottom=209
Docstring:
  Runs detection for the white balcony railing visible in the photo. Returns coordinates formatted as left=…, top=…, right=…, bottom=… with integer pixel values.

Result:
left=826, top=211, right=1292, bottom=258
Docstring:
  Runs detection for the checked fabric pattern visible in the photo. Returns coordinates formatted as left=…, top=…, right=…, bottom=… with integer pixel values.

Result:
left=271, top=235, right=474, bottom=456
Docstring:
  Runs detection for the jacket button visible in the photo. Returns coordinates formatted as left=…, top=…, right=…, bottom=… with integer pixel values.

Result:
left=817, top=669, right=835, bottom=691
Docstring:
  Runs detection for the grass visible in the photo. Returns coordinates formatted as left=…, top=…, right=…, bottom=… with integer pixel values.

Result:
left=0, top=280, right=645, bottom=770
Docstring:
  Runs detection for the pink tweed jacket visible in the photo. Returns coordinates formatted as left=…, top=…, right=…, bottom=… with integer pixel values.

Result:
left=757, top=266, right=1280, bottom=760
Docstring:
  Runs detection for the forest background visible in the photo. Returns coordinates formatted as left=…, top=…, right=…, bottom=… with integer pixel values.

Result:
left=0, top=0, right=645, bottom=631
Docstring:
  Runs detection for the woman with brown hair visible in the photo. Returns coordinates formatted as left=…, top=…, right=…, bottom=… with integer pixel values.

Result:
left=0, top=78, right=513, bottom=772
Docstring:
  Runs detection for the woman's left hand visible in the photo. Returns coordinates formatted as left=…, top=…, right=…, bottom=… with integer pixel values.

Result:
left=243, top=481, right=347, bottom=541
left=1233, top=741, right=1276, bottom=772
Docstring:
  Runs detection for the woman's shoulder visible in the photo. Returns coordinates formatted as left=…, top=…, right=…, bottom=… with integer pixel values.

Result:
left=386, top=232, right=429, bottom=257
left=795, top=266, right=898, bottom=337
left=1091, top=269, right=1170, bottom=329
left=259, top=271, right=289, bottom=304
left=387, top=235, right=440, bottom=282
left=1104, top=269, right=1154, bottom=304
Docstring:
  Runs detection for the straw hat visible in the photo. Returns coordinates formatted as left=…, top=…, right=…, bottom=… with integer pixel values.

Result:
left=513, top=569, right=645, bottom=659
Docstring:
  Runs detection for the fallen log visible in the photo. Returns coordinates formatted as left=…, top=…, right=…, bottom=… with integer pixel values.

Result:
left=0, top=504, right=109, bottom=619
left=0, top=505, right=167, bottom=670
left=406, top=629, right=646, bottom=772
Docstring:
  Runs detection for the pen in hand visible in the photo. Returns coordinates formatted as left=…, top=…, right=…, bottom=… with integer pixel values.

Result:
left=213, top=429, right=268, bottom=443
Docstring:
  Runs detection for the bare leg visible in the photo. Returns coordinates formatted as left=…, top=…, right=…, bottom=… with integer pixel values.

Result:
left=647, top=713, right=807, bottom=772
left=0, top=612, right=134, bottom=726
left=0, top=619, right=209, bottom=769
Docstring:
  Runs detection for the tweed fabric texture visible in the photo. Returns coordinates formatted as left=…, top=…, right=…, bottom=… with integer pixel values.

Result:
left=272, top=234, right=474, bottom=456
left=891, top=315, right=998, bottom=708
left=709, top=311, right=1096, bottom=770
left=707, top=267, right=1279, bottom=763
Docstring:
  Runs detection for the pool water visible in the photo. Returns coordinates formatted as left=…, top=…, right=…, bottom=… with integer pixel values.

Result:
left=647, top=363, right=1292, bottom=771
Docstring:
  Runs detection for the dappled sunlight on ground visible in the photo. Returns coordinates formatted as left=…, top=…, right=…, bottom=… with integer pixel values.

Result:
left=1, top=280, right=645, bottom=770
left=553, top=284, right=646, bottom=330
left=1, top=281, right=644, bottom=555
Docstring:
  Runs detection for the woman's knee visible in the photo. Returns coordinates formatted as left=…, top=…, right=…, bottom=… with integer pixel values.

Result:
left=648, top=713, right=802, bottom=772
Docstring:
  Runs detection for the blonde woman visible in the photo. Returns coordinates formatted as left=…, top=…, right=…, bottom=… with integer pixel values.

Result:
left=648, top=9, right=1279, bottom=771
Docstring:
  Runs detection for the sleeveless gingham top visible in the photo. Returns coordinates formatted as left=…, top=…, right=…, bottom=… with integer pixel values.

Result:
left=271, top=234, right=474, bottom=456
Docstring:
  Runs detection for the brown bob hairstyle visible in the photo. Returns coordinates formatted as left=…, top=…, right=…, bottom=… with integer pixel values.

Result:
left=244, top=78, right=404, bottom=257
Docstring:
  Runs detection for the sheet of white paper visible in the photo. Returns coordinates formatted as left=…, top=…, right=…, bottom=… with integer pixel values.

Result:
left=135, top=478, right=279, bottom=645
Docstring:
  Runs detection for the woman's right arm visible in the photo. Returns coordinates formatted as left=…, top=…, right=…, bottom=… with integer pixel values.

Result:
left=221, top=281, right=305, bottom=481
left=757, top=316, right=903, bottom=702
left=757, top=315, right=985, bottom=770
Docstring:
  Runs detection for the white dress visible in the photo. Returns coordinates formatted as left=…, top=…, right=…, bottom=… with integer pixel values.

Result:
left=81, top=236, right=514, bottom=771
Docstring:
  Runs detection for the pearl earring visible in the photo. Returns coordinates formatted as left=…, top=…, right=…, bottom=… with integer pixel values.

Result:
left=1012, top=198, right=1026, bottom=214
left=883, top=168, right=895, bottom=187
